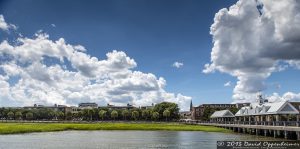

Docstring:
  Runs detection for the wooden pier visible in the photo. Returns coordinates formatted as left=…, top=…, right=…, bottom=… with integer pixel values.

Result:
left=183, top=120, right=300, bottom=140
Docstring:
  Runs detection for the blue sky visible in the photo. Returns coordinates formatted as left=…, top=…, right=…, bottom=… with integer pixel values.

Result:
left=1, top=0, right=300, bottom=108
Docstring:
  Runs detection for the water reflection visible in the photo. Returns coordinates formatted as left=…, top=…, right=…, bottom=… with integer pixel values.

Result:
left=0, top=131, right=283, bottom=149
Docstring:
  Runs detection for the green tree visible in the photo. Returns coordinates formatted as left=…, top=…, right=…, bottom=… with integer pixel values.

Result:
left=153, top=102, right=179, bottom=121
left=77, top=111, right=83, bottom=120
left=152, top=112, right=159, bottom=121
left=57, top=111, right=65, bottom=120
left=48, top=111, right=56, bottom=120
left=163, top=109, right=170, bottom=121
left=15, top=111, right=22, bottom=120
left=82, top=109, right=95, bottom=121
left=38, top=108, right=52, bottom=120
left=111, top=110, right=118, bottom=120
left=229, top=107, right=239, bottom=115
left=0, top=108, right=4, bottom=119
left=99, top=110, right=107, bottom=120
left=202, top=107, right=215, bottom=121
left=7, top=111, right=14, bottom=120
left=131, top=111, right=139, bottom=121
left=26, top=112, right=33, bottom=120
left=142, top=109, right=150, bottom=120
left=121, top=110, right=129, bottom=120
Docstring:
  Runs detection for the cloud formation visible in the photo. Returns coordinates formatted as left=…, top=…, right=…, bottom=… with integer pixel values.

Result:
left=0, top=15, right=16, bottom=31
left=0, top=17, right=191, bottom=110
left=204, top=0, right=300, bottom=102
left=172, top=62, right=183, bottom=68
left=224, top=81, right=231, bottom=87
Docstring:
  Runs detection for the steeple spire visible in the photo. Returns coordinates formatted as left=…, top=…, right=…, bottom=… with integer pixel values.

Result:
left=190, top=100, right=193, bottom=112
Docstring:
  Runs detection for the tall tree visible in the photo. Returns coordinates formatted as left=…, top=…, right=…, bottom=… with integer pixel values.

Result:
left=7, top=111, right=14, bottom=120
left=49, top=111, right=56, bottom=120
left=111, top=110, right=118, bottom=120
left=26, top=112, right=33, bottom=120
left=121, top=110, right=129, bottom=120
left=82, top=109, right=94, bottom=121
left=153, top=102, right=179, bottom=120
left=15, top=111, right=22, bottom=120
left=202, top=107, right=214, bottom=121
left=152, top=112, right=159, bottom=121
left=99, top=110, right=107, bottom=120
left=132, top=111, right=139, bottom=121
left=57, top=111, right=65, bottom=120
left=163, top=109, right=170, bottom=121
left=142, top=109, right=150, bottom=120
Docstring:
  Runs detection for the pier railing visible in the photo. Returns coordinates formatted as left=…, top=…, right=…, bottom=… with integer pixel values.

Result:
left=180, top=120, right=300, bottom=127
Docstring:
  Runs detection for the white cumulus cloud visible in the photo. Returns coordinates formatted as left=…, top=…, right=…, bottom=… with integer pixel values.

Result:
left=224, top=81, right=231, bottom=87
left=0, top=15, right=16, bottom=31
left=0, top=29, right=191, bottom=110
left=172, top=62, right=183, bottom=68
left=204, top=0, right=300, bottom=103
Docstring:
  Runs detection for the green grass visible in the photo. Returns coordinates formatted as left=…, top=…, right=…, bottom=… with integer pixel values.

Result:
left=0, top=122, right=230, bottom=134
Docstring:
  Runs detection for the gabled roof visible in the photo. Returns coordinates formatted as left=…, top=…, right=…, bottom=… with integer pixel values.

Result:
left=235, top=101, right=299, bottom=116
left=210, top=110, right=235, bottom=118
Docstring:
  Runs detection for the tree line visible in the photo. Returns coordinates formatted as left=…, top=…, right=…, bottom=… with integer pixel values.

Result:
left=0, top=102, right=180, bottom=121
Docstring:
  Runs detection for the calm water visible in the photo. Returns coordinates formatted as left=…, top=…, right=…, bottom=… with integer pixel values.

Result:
left=0, top=131, right=282, bottom=149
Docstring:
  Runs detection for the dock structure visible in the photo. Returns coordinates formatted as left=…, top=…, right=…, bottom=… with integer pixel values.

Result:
left=193, top=121, right=300, bottom=140
left=182, top=95, right=300, bottom=140
left=210, top=110, right=235, bottom=122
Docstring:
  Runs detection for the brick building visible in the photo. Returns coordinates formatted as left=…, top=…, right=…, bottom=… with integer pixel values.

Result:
left=191, top=102, right=250, bottom=120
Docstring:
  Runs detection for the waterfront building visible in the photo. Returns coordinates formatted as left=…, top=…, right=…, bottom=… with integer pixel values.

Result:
left=191, top=103, right=247, bottom=120
left=71, top=106, right=81, bottom=114
left=210, top=110, right=235, bottom=122
left=234, top=96, right=299, bottom=123
left=183, top=96, right=300, bottom=140
left=208, top=95, right=300, bottom=140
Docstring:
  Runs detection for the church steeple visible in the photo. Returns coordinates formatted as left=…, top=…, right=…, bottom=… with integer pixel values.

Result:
left=190, top=100, right=193, bottom=112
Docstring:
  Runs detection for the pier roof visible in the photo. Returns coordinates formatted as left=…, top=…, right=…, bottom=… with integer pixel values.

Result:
left=210, top=110, right=235, bottom=118
left=235, top=101, right=299, bottom=116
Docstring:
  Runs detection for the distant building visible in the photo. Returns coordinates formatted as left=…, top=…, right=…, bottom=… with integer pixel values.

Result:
left=78, top=103, right=98, bottom=109
left=235, top=103, right=251, bottom=109
left=190, top=102, right=250, bottom=120
left=24, top=104, right=72, bottom=115
left=140, top=103, right=155, bottom=110
left=179, top=111, right=192, bottom=119
left=99, top=103, right=136, bottom=110
left=70, top=106, right=81, bottom=114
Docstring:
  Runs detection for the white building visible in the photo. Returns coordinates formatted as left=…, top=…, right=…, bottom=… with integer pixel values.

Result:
left=235, top=95, right=299, bottom=123
left=210, top=110, right=235, bottom=122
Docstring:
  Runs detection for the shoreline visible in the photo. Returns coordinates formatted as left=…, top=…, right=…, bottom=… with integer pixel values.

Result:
left=0, top=122, right=230, bottom=135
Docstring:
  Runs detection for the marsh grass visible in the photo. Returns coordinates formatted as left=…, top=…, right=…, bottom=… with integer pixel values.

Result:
left=0, top=122, right=230, bottom=134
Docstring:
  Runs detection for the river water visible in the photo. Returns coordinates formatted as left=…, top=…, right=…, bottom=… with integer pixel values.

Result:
left=0, top=130, right=281, bottom=149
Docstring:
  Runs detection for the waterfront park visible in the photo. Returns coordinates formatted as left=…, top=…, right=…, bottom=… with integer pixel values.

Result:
left=0, top=102, right=228, bottom=134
